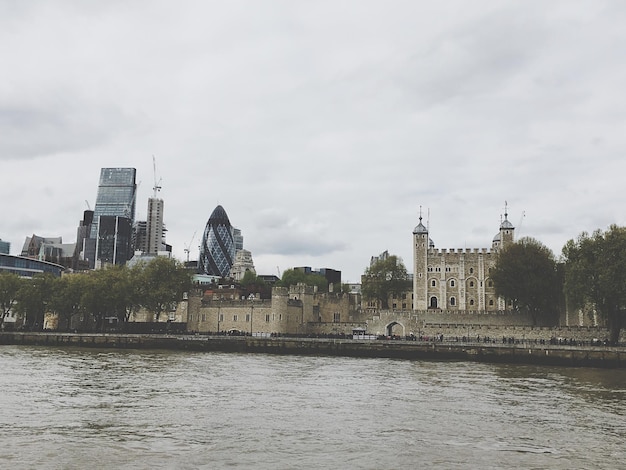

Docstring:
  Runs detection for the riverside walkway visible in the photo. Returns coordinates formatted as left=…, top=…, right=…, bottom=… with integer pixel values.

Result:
left=1, top=332, right=624, bottom=369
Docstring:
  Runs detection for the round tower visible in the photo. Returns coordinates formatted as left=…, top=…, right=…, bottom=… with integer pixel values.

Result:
left=413, top=212, right=429, bottom=311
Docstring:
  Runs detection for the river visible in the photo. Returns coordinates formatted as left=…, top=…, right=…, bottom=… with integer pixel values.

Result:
left=0, top=346, right=624, bottom=469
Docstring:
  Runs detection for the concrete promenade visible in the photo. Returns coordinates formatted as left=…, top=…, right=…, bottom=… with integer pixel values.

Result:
left=1, top=332, right=624, bottom=369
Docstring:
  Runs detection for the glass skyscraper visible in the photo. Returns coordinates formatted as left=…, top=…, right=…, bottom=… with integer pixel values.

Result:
left=85, top=168, right=137, bottom=268
left=198, top=205, right=236, bottom=277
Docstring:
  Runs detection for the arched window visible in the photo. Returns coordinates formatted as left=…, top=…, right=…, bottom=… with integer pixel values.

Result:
left=450, top=279, right=456, bottom=288
left=469, top=267, right=474, bottom=274
left=429, top=297, right=438, bottom=308
left=469, top=281, right=474, bottom=288
left=489, top=299, right=494, bottom=306
left=469, top=299, right=475, bottom=306
left=488, top=280, right=493, bottom=287
left=431, top=279, right=436, bottom=287
left=450, top=297, right=456, bottom=306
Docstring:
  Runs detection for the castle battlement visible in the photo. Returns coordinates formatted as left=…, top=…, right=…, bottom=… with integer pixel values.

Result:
left=428, top=247, right=494, bottom=255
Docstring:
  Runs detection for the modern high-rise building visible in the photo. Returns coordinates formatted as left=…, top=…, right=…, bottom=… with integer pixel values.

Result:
left=198, top=205, right=236, bottom=277
left=0, top=239, right=10, bottom=254
left=84, top=168, right=137, bottom=268
left=146, top=197, right=165, bottom=254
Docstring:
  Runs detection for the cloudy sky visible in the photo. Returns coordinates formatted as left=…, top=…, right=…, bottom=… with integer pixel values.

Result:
left=2, top=1, right=625, bottom=282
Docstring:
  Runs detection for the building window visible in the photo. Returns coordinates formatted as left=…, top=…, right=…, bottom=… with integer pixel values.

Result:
left=246, top=314, right=250, bottom=322
left=469, top=267, right=474, bottom=274
left=431, top=280, right=436, bottom=287
left=489, top=299, right=494, bottom=306
left=402, top=293, right=407, bottom=300
left=488, top=280, right=493, bottom=287
left=265, top=314, right=270, bottom=322
left=450, top=297, right=456, bottom=306
left=469, top=299, right=475, bottom=306
left=219, top=314, right=224, bottom=322
left=233, top=314, right=238, bottom=322
left=333, top=313, right=341, bottom=322
left=392, top=303, right=397, bottom=309
left=450, top=279, right=455, bottom=287
left=469, top=281, right=474, bottom=288
left=201, top=313, right=206, bottom=322
left=402, top=303, right=407, bottom=309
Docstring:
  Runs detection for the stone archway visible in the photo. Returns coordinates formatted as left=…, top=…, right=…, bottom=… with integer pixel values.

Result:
left=429, top=296, right=438, bottom=309
left=386, top=321, right=405, bottom=337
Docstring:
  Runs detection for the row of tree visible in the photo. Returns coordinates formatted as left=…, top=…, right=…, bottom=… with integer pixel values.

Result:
left=0, top=257, right=192, bottom=331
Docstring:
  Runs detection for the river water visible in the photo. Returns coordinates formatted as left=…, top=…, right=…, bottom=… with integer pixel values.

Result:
left=0, top=346, right=624, bottom=469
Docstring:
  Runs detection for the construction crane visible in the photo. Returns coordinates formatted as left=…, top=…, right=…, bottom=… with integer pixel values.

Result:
left=184, top=230, right=197, bottom=263
left=152, top=155, right=162, bottom=198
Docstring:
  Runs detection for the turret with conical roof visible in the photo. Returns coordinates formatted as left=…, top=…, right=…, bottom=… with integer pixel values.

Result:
left=492, top=202, right=515, bottom=250
left=412, top=209, right=430, bottom=310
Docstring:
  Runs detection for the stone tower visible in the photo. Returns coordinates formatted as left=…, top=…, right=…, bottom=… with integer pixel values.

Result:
left=412, top=213, right=430, bottom=311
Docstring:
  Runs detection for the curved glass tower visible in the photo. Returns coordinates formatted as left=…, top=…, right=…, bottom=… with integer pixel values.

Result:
left=198, top=205, right=235, bottom=277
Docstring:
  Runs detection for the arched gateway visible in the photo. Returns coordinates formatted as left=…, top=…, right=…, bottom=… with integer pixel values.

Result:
left=385, top=321, right=405, bottom=337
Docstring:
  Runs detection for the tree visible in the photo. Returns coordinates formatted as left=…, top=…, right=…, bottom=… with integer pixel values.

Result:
left=562, top=225, right=626, bottom=344
left=0, top=272, right=22, bottom=329
left=239, top=271, right=270, bottom=299
left=139, top=257, right=192, bottom=322
left=15, top=273, right=56, bottom=330
left=361, top=255, right=411, bottom=309
left=278, top=269, right=328, bottom=291
left=491, top=237, right=562, bottom=326
left=49, top=274, right=90, bottom=331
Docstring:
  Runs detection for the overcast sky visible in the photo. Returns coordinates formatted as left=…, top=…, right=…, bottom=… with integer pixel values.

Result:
left=2, top=1, right=625, bottom=282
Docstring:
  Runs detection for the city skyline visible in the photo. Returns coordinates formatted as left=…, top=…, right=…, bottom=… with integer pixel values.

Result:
left=2, top=1, right=626, bottom=282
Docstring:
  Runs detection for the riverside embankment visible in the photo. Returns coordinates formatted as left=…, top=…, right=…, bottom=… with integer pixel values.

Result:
left=1, top=332, right=624, bottom=368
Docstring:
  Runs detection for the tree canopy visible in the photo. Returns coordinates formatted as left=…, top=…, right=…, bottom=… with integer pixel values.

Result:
left=361, top=254, right=411, bottom=309
left=562, top=225, right=626, bottom=344
left=491, top=237, right=562, bottom=325
left=278, top=269, right=328, bottom=291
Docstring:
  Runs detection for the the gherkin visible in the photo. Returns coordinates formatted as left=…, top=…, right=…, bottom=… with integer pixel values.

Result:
left=198, top=205, right=235, bottom=277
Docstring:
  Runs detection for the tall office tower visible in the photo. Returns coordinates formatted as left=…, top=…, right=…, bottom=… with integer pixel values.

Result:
left=146, top=197, right=165, bottom=254
left=198, top=205, right=236, bottom=277
left=0, top=239, right=10, bottom=254
left=85, top=168, right=137, bottom=268
left=233, top=228, right=243, bottom=251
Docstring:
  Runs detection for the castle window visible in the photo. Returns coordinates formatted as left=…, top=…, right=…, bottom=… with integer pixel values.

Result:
left=488, top=280, right=493, bottom=287
left=392, top=303, right=397, bottom=309
left=450, top=297, right=456, bottom=306
left=246, top=314, right=250, bottom=322
left=402, top=303, right=407, bottom=309
left=233, top=314, right=238, bottom=322
left=469, top=299, right=475, bottom=306
left=450, top=280, right=455, bottom=288
left=265, top=314, right=270, bottom=322
left=219, top=314, right=224, bottom=322
left=469, top=267, right=474, bottom=274
left=333, top=313, right=341, bottom=322
left=445, top=267, right=451, bottom=272
left=202, top=314, right=206, bottom=322
left=431, top=280, right=436, bottom=287
left=489, top=299, right=494, bottom=306
left=469, top=281, right=474, bottom=288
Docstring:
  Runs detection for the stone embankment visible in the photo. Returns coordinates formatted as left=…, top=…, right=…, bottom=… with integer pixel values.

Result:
left=1, top=332, right=624, bottom=369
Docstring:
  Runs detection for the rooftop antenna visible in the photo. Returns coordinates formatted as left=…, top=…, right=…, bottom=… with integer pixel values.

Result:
left=152, top=155, right=162, bottom=198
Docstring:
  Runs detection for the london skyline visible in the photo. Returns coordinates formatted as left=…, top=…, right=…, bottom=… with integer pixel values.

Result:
left=2, top=1, right=626, bottom=282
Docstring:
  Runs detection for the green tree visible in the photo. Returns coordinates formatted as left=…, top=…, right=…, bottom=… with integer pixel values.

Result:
left=80, top=266, right=135, bottom=331
left=278, top=269, right=328, bottom=291
left=239, top=271, right=270, bottom=299
left=49, top=274, right=90, bottom=331
left=562, top=225, right=626, bottom=344
left=491, top=237, right=562, bottom=326
left=15, top=273, right=56, bottom=330
left=361, top=255, right=411, bottom=309
left=0, top=272, right=22, bottom=329
left=139, top=257, right=192, bottom=322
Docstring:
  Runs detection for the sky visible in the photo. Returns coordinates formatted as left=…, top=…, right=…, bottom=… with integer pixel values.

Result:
left=2, top=1, right=626, bottom=283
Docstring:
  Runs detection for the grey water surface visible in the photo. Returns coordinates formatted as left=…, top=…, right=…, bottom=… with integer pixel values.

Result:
left=0, top=346, right=624, bottom=469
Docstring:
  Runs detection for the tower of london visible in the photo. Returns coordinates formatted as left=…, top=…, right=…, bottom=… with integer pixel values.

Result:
left=412, top=208, right=515, bottom=312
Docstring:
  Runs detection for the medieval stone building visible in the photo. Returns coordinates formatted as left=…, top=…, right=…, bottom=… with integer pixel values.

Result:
left=412, top=209, right=515, bottom=312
